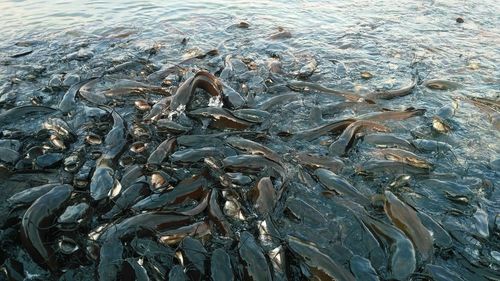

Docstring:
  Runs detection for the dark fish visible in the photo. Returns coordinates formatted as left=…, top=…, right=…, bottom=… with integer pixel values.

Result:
left=10, top=50, right=33, bottom=58
left=20, top=184, right=73, bottom=271
left=232, top=108, right=270, bottom=123
left=349, top=255, right=380, bottom=281
left=98, top=212, right=191, bottom=241
left=208, top=189, right=233, bottom=237
left=417, top=212, right=453, bottom=249
left=143, top=96, right=172, bottom=121
left=359, top=108, right=426, bottom=121
left=131, top=175, right=206, bottom=211
left=221, top=82, right=245, bottom=109
left=285, top=197, right=327, bottom=226
left=7, top=183, right=59, bottom=206
left=160, top=220, right=211, bottom=245
left=366, top=74, right=418, bottom=100
left=170, top=147, right=223, bottom=163
left=258, top=93, right=300, bottom=111
left=376, top=148, right=432, bottom=169
left=225, top=136, right=282, bottom=164
left=0, top=147, right=20, bottom=164
left=102, top=182, right=150, bottom=219
left=329, top=120, right=390, bottom=156
left=59, top=78, right=98, bottom=114
left=170, top=71, right=223, bottom=110
left=357, top=159, right=430, bottom=175
left=223, top=155, right=286, bottom=180
left=423, top=79, right=462, bottom=91
left=156, top=119, right=192, bottom=134
left=292, top=118, right=356, bottom=141
left=189, top=107, right=254, bottom=129
left=360, top=216, right=416, bottom=280
left=287, top=80, right=368, bottom=102
left=322, top=101, right=378, bottom=116
left=147, top=137, right=176, bottom=169
left=384, top=191, right=434, bottom=262
left=411, top=139, right=452, bottom=153
left=180, top=237, right=208, bottom=281
left=363, top=133, right=415, bottom=151
left=239, top=231, right=272, bottom=281
left=120, top=258, right=150, bottom=281
left=294, top=152, right=344, bottom=173
left=287, top=235, right=356, bottom=281
left=90, top=164, right=119, bottom=201
left=425, top=264, right=465, bottom=281
left=169, top=265, right=189, bottom=281
left=248, top=177, right=277, bottom=216
left=43, top=117, right=76, bottom=141
left=78, top=78, right=107, bottom=105
left=102, top=109, right=127, bottom=160
left=176, top=134, right=223, bottom=147
left=297, top=58, right=318, bottom=79
left=0, top=105, right=57, bottom=126
left=211, top=248, right=234, bottom=281
left=120, top=164, right=144, bottom=189
left=98, top=238, right=123, bottom=281
left=314, top=168, right=370, bottom=205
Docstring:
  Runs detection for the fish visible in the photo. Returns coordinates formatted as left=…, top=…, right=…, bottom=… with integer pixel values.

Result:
left=294, top=152, right=345, bottom=173
left=376, top=148, right=432, bottom=169
left=329, top=120, right=390, bottom=156
left=20, top=184, right=73, bottom=271
left=360, top=216, right=416, bottom=280
left=384, top=191, right=434, bottom=262
left=59, top=78, right=98, bottom=114
left=102, top=182, right=150, bottom=219
left=170, top=147, right=223, bottom=163
left=210, top=248, right=234, bottom=281
left=208, top=189, right=233, bottom=237
left=248, top=177, right=277, bottom=216
left=314, top=168, right=370, bottom=205
left=239, top=231, right=272, bottom=281
left=423, top=79, right=462, bottom=91
left=132, top=175, right=206, bottom=211
left=0, top=105, right=57, bottom=126
left=357, top=159, right=430, bottom=175
left=78, top=78, right=107, bottom=105
left=287, top=235, right=356, bottom=281
left=98, top=238, right=124, bottom=281
left=258, top=93, right=300, bottom=111
left=366, top=74, right=418, bottom=100
left=292, top=118, right=356, bottom=141
left=147, top=137, right=176, bottom=169
left=101, top=109, right=127, bottom=160
left=98, top=212, right=191, bottom=241
left=180, top=237, right=208, bottom=281
left=225, top=136, right=282, bottom=164
left=188, top=107, right=254, bottom=129
left=170, top=71, right=223, bottom=110
left=287, top=80, right=369, bottom=102
left=358, top=108, right=426, bottom=122
left=363, top=133, right=415, bottom=150
left=7, top=183, right=60, bottom=206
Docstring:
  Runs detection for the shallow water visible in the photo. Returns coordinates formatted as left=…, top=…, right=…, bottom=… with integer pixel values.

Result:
left=0, top=0, right=499, bottom=280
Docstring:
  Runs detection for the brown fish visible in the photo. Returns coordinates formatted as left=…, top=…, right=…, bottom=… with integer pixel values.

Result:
left=384, top=191, right=434, bottom=263
left=329, top=120, right=390, bottom=156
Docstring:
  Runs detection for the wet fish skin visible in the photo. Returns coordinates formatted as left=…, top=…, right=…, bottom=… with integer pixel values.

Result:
left=170, top=71, right=223, bottom=110
left=384, top=191, right=434, bottom=263
left=239, top=231, right=272, bottom=281
left=292, top=118, right=356, bottom=141
left=329, top=120, right=389, bottom=156
left=360, top=216, right=416, bottom=281
left=366, top=74, right=418, bottom=100
left=314, top=168, right=370, bottom=205
left=147, top=137, right=176, bottom=169
left=211, top=248, right=234, bottom=281
left=225, top=136, right=282, bottom=164
left=208, top=189, right=233, bottom=237
left=287, top=235, right=356, bottom=281
left=89, top=165, right=116, bottom=201
left=20, top=184, right=73, bottom=271
left=0, top=105, right=57, bottom=126
left=181, top=237, right=208, bottom=281
left=189, top=107, right=254, bottom=129
left=98, top=238, right=124, bottom=281
left=248, top=177, right=277, bottom=216
left=102, top=182, right=150, bottom=219
left=59, top=78, right=98, bottom=114
left=363, top=133, right=415, bottom=151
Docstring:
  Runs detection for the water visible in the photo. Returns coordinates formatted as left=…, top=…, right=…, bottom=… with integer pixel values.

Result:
left=0, top=0, right=499, bottom=280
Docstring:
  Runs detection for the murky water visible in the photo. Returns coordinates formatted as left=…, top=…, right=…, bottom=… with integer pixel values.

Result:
left=0, top=0, right=499, bottom=280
